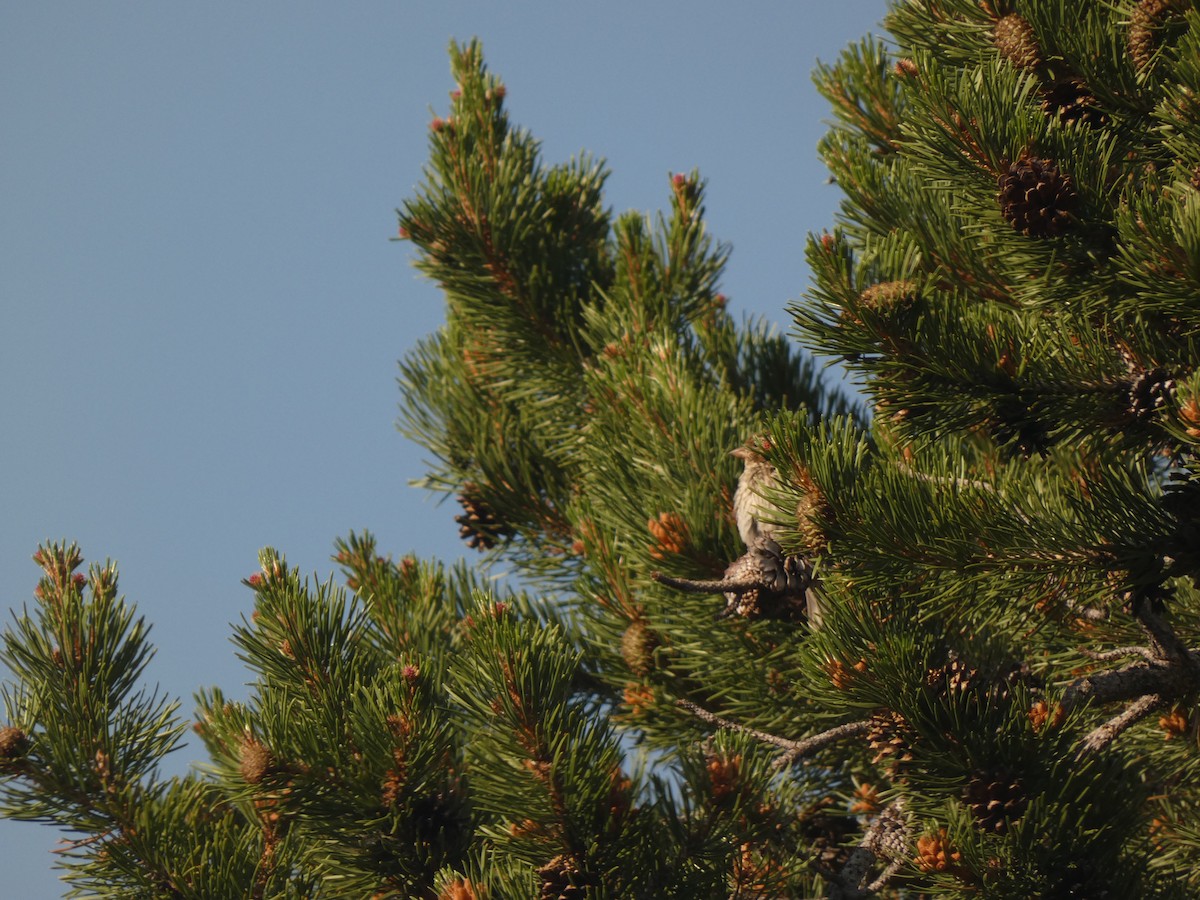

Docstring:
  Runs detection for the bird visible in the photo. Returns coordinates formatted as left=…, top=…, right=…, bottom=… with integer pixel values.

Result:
left=731, top=439, right=824, bottom=629
left=731, top=441, right=780, bottom=547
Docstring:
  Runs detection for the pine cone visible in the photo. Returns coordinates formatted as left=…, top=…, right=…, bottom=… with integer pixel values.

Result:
left=925, top=657, right=980, bottom=697
left=536, top=855, right=593, bottom=900
left=870, top=803, right=911, bottom=863
left=964, top=768, right=1028, bottom=834
left=994, top=13, right=1041, bottom=69
left=0, top=725, right=29, bottom=770
left=455, top=485, right=510, bottom=551
left=720, top=537, right=813, bottom=622
left=997, top=155, right=1077, bottom=237
left=238, top=737, right=276, bottom=785
left=800, top=797, right=857, bottom=872
left=1130, top=0, right=1185, bottom=70
left=1041, top=77, right=1107, bottom=128
left=1127, top=367, right=1175, bottom=421
left=867, top=710, right=914, bottom=764
left=620, top=620, right=659, bottom=676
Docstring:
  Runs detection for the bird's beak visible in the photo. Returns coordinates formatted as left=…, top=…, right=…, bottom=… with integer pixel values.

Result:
left=730, top=447, right=750, bottom=460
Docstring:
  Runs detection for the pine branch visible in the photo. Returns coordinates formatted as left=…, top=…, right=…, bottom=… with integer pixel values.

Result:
left=650, top=572, right=763, bottom=596
left=1078, top=645, right=1159, bottom=662
left=1078, top=692, right=1166, bottom=757
left=676, top=699, right=872, bottom=768
left=1061, top=654, right=1200, bottom=712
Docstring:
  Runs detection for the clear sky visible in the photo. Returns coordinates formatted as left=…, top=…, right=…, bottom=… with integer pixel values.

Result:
left=1, top=2, right=889, bottom=893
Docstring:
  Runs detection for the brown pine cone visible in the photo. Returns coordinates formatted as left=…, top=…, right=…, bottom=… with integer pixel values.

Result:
left=997, top=155, right=1076, bottom=237
left=720, top=537, right=815, bottom=623
left=964, top=768, right=1028, bottom=834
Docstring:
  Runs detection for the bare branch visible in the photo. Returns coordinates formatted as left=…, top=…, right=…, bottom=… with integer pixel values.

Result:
left=1078, top=645, right=1157, bottom=662
left=650, top=572, right=761, bottom=595
left=1078, top=693, right=1165, bottom=757
left=893, top=462, right=997, bottom=494
left=771, top=721, right=875, bottom=770
left=1061, top=654, right=1200, bottom=713
left=675, top=699, right=871, bottom=764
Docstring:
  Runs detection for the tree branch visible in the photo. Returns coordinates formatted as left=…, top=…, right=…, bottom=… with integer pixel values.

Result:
left=675, top=699, right=871, bottom=766
left=1078, top=693, right=1165, bottom=757
left=1078, top=645, right=1157, bottom=662
left=1061, top=652, right=1200, bottom=713
left=651, top=572, right=762, bottom=595
left=1135, top=604, right=1196, bottom=670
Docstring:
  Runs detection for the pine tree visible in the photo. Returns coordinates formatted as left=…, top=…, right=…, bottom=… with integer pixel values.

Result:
left=5, top=4, right=1200, bottom=896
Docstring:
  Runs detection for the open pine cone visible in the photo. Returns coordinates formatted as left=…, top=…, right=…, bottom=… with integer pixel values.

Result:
left=997, top=155, right=1076, bottom=237
left=964, top=768, right=1028, bottom=834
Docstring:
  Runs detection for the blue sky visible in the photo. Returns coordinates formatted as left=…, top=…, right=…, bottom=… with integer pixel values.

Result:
left=1, top=2, right=889, bottom=892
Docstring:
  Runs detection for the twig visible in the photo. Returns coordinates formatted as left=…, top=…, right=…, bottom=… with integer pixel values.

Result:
left=1078, top=645, right=1157, bottom=662
left=892, top=462, right=1034, bottom=526
left=893, top=462, right=997, bottom=494
left=1079, top=693, right=1165, bottom=757
left=675, top=699, right=871, bottom=766
left=771, top=721, right=874, bottom=770
left=651, top=572, right=760, bottom=595
left=1134, top=604, right=1196, bottom=670
left=866, top=859, right=905, bottom=894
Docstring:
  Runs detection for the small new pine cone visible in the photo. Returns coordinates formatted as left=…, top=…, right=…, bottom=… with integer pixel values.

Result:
left=0, top=725, right=29, bottom=767
left=994, top=13, right=1041, bottom=69
left=915, top=828, right=961, bottom=873
left=706, top=753, right=743, bottom=805
left=1029, top=699, right=1065, bottom=731
left=849, top=781, right=880, bottom=815
left=455, top=486, right=510, bottom=551
left=1178, top=396, right=1200, bottom=439
left=997, top=155, right=1077, bottom=237
left=648, top=511, right=689, bottom=559
left=1159, top=706, right=1190, bottom=738
left=859, top=279, right=917, bottom=311
left=439, top=879, right=480, bottom=900
left=1127, top=367, right=1175, bottom=421
left=620, top=620, right=659, bottom=676
left=964, top=769, right=1028, bottom=834
left=238, top=737, right=276, bottom=785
